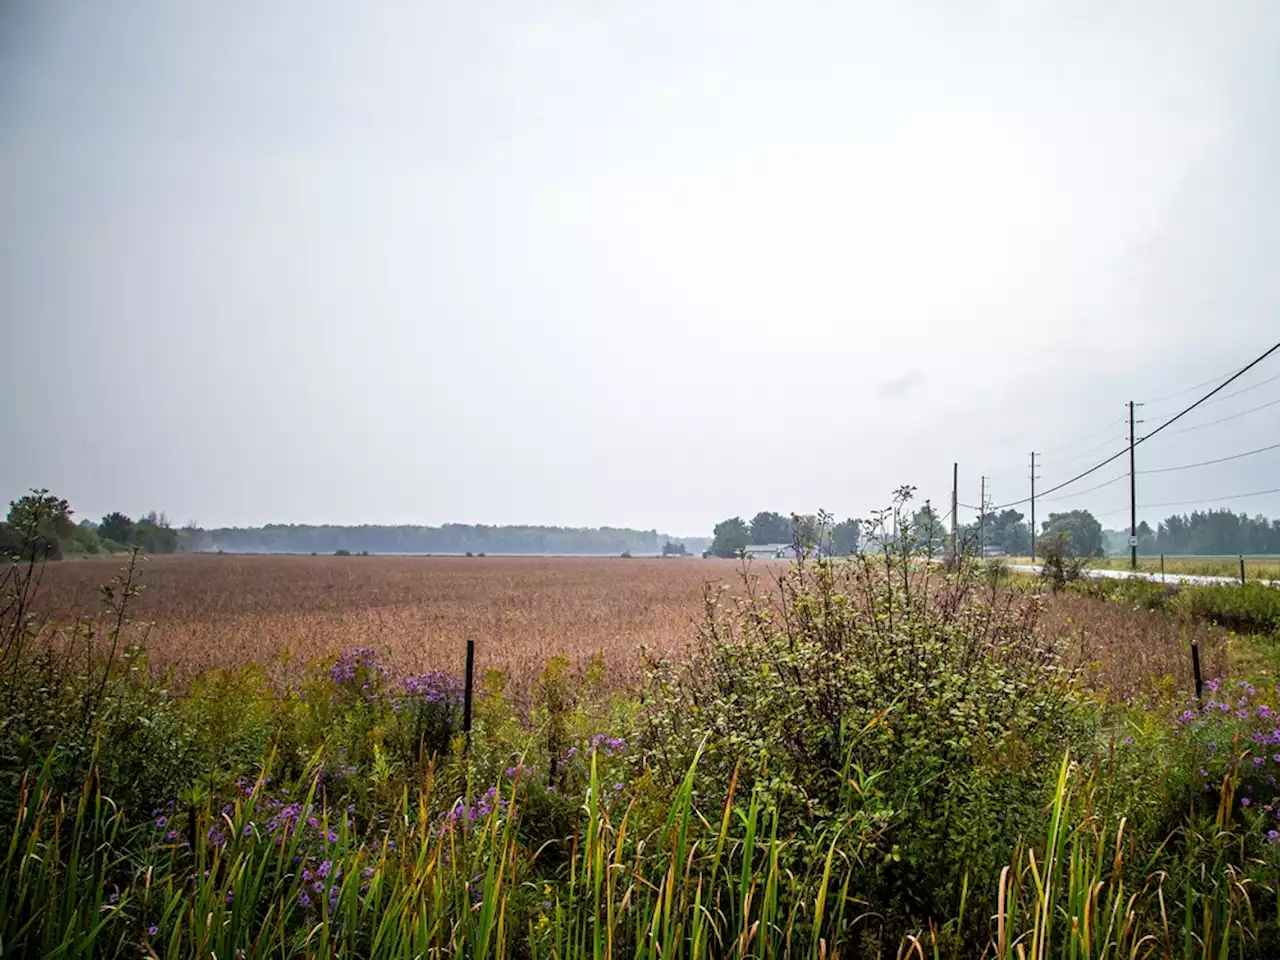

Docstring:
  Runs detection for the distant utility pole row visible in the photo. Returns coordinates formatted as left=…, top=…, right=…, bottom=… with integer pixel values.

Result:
left=956, top=340, right=1280, bottom=571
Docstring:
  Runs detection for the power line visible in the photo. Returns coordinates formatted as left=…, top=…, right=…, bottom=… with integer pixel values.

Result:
left=1042, top=435, right=1128, bottom=469
left=1201, top=370, right=1280, bottom=407
left=1039, top=419, right=1127, bottom=455
left=1161, top=396, right=1280, bottom=437
left=1039, top=472, right=1128, bottom=502
left=1140, top=487, right=1280, bottom=511
left=989, top=340, right=1280, bottom=511
left=1138, top=440, right=1280, bottom=475
left=1140, top=364, right=1244, bottom=404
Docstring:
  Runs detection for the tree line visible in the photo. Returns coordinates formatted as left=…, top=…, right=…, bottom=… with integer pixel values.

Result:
left=194, top=523, right=710, bottom=557
left=707, top=511, right=862, bottom=558
left=0, top=490, right=179, bottom=560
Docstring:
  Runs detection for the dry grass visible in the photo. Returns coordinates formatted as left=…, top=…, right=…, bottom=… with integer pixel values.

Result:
left=27, top=554, right=1233, bottom=704
left=29, top=555, right=761, bottom=699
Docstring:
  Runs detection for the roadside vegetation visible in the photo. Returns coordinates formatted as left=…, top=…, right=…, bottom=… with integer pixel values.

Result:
left=4, top=488, right=1280, bottom=957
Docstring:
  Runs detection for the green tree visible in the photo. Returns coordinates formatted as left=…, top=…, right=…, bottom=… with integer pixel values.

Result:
left=1041, top=509, right=1103, bottom=558
left=3, top=489, right=73, bottom=560
left=831, top=518, right=860, bottom=555
left=792, top=514, right=820, bottom=549
left=709, top=517, right=750, bottom=558
left=7, top=489, right=74, bottom=540
left=911, top=505, right=945, bottom=555
left=749, top=511, right=792, bottom=545
left=132, top=511, right=179, bottom=554
left=99, top=511, right=135, bottom=545
left=661, top=539, right=689, bottom=556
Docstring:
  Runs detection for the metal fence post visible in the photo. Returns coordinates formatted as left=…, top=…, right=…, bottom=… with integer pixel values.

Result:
left=463, top=638, right=475, bottom=753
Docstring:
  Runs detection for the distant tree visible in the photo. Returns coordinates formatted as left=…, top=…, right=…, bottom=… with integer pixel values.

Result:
left=99, top=511, right=135, bottom=545
left=792, top=514, right=820, bottom=549
left=132, top=511, right=179, bottom=554
left=1041, top=510, right=1103, bottom=558
left=911, top=505, right=946, bottom=555
left=68, top=522, right=102, bottom=555
left=710, top=517, right=751, bottom=558
left=990, top=509, right=1030, bottom=555
left=831, top=518, right=860, bottom=555
left=4, top=489, right=73, bottom=560
left=749, top=512, right=792, bottom=545
left=7, top=489, right=74, bottom=540
left=661, top=540, right=689, bottom=556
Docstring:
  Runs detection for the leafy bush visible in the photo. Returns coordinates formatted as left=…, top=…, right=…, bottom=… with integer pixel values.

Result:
left=1182, top=582, right=1280, bottom=636
left=1038, top=531, right=1091, bottom=591
left=640, top=490, right=1098, bottom=939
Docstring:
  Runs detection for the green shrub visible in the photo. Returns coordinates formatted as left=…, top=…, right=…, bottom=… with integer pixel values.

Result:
left=1181, top=582, right=1280, bottom=636
left=640, top=491, right=1099, bottom=940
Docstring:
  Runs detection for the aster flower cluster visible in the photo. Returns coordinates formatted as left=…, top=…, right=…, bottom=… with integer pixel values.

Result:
left=1175, top=677, right=1280, bottom=841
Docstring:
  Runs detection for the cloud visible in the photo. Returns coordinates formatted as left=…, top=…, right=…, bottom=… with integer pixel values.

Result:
left=877, top=371, right=927, bottom=399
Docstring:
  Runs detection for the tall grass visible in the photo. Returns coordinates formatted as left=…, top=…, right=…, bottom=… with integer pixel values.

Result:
left=4, top=745, right=1276, bottom=959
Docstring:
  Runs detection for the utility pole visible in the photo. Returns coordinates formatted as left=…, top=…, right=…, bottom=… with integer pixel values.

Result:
left=1128, top=401, right=1138, bottom=572
left=979, top=475, right=986, bottom=558
left=950, top=462, right=958, bottom=565
left=1029, top=452, right=1040, bottom=561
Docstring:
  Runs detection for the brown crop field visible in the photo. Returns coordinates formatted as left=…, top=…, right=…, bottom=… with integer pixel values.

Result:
left=25, top=553, right=1230, bottom=704
left=27, top=554, right=758, bottom=698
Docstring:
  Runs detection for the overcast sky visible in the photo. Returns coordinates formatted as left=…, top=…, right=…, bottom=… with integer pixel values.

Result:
left=1, top=1, right=1278, bottom=535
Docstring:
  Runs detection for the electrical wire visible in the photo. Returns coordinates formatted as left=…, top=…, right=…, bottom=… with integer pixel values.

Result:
left=1041, top=435, right=1128, bottom=469
left=1137, top=440, right=1280, bottom=475
left=988, top=340, right=1280, bottom=511
left=1038, top=472, right=1128, bottom=502
left=1160, top=396, right=1280, bottom=437
left=1200, top=370, right=1280, bottom=407
left=1039, top=419, right=1127, bottom=455
left=1140, top=364, right=1245, bottom=404
left=1140, top=487, right=1280, bottom=510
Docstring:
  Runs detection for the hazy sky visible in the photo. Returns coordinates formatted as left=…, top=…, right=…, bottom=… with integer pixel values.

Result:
left=2, top=1, right=1278, bottom=535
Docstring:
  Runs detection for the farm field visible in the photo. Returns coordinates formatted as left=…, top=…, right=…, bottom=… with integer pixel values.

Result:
left=28, top=551, right=1228, bottom=704
left=29, top=554, right=768, bottom=697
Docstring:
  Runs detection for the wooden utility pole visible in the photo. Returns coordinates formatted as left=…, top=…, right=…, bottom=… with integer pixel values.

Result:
left=979, top=476, right=986, bottom=558
left=1129, top=401, right=1138, bottom=572
left=1029, top=451, right=1039, bottom=561
left=950, top=462, right=958, bottom=565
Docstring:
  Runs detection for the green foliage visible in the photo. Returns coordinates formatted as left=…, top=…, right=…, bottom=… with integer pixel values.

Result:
left=1038, top=531, right=1092, bottom=591
left=131, top=511, right=179, bottom=553
left=641, top=489, right=1097, bottom=940
left=1182, top=581, right=1280, bottom=636
left=830, top=516, right=860, bottom=555
left=1041, top=509, right=1104, bottom=557
left=2, top=488, right=71, bottom=560
left=748, top=511, right=792, bottom=545
left=1157, top=508, right=1280, bottom=555
left=99, top=511, right=135, bottom=545
left=709, top=516, right=750, bottom=557
left=660, top=539, right=688, bottom=556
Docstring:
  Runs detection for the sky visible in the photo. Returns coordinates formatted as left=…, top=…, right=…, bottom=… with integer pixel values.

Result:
left=1, top=0, right=1278, bottom=536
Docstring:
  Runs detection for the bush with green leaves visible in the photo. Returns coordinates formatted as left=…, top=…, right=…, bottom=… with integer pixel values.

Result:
left=1182, top=582, right=1280, bottom=636
left=640, top=490, right=1099, bottom=939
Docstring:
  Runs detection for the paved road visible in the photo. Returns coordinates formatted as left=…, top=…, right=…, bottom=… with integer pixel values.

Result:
left=1008, top=564, right=1278, bottom=588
